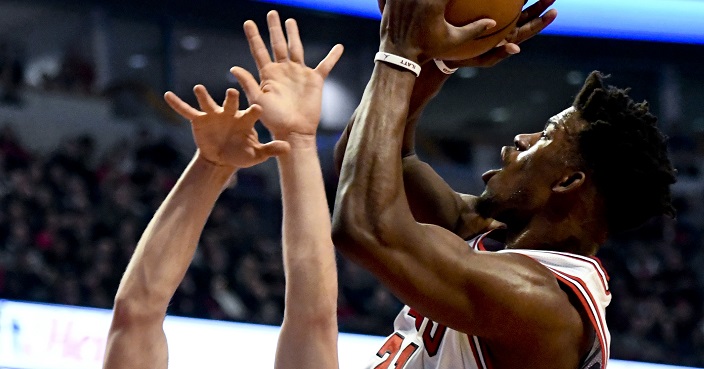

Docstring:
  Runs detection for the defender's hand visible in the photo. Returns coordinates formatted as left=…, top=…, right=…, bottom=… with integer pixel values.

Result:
left=164, top=86, right=290, bottom=168
left=380, top=0, right=496, bottom=63
left=231, top=11, right=344, bottom=138
left=445, top=0, right=557, bottom=68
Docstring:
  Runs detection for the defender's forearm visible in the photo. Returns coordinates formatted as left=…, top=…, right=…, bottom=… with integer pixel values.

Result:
left=275, top=133, right=339, bottom=369
left=114, top=153, right=234, bottom=312
left=276, top=133, right=336, bottom=316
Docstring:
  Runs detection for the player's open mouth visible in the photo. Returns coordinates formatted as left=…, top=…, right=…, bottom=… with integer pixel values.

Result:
left=482, top=169, right=500, bottom=184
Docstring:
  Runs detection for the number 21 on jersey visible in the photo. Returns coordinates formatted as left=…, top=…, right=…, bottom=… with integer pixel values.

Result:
left=373, top=333, right=419, bottom=369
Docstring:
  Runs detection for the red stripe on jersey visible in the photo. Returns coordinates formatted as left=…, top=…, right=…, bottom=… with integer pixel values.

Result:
left=476, top=336, right=495, bottom=369
left=590, top=256, right=611, bottom=282
left=467, top=336, right=489, bottom=369
left=473, top=232, right=491, bottom=251
left=558, top=270, right=609, bottom=358
left=538, top=250, right=610, bottom=295
left=551, top=271, right=609, bottom=368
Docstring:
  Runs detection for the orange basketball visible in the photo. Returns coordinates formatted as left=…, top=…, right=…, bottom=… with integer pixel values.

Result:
left=378, top=0, right=524, bottom=61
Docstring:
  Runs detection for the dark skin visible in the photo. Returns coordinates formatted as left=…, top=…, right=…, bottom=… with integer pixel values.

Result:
left=332, top=0, right=603, bottom=368
left=335, top=0, right=558, bottom=238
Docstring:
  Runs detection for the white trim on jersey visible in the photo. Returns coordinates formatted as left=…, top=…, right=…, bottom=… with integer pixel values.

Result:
left=498, top=248, right=612, bottom=369
left=469, top=335, right=491, bottom=369
left=548, top=267, right=610, bottom=366
left=469, top=233, right=611, bottom=368
left=531, top=250, right=610, bottom=294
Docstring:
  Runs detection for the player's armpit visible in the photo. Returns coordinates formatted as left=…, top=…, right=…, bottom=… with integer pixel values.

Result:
left=402, top=155, right=499, bottom=239
left=336, top=141, right=488, bottom=239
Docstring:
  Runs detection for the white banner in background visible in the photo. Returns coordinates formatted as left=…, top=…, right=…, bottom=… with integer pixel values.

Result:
left=0, top=300, right=699, bottom=369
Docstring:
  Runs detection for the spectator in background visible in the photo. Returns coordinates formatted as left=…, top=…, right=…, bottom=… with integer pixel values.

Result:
left=0, top=41, right=24, bottom=104
left=56, top=45, right=95, bottom=94
left=0, top=121, right=703, bottom=366
left=0, top=96, right=703, bottom=366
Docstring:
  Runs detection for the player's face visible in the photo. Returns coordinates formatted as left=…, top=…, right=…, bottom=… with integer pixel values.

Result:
left=476, top=107, right=586, bottom=225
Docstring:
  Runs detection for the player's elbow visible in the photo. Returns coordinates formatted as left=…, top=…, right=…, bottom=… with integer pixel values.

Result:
left=332, top=192, right=402, bottom=260
left=332, top=194, right=379, bottom=256
left=111, top=291, right=167, bottom=328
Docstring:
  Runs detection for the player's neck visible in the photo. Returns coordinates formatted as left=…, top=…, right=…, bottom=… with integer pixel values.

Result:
left=503, top=207, right=607, bottom=256
left=503, top=184, right=608, bottom=255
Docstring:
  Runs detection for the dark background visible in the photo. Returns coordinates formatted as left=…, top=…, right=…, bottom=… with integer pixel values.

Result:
left=0, top=0, right=702, bottom=366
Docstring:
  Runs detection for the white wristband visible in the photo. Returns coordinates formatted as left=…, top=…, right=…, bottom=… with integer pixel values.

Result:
left=433, top=59, right=458, bottom=74
left=374, top=52, right=421, bottom=77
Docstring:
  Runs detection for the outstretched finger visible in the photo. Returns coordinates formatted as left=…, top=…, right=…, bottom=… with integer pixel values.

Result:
left=164, top=91, right=201, bottom=120
left=509, top=8, right=557, bottom=44
left=244, top=20, right=272, bottom=70
left=193, top=85, right=220, bottom=113
left=447, top=19, right=496, bottom=51
left=518, top=0, right=556, bottom=26
left=315, top=44, right=344, bottom=79
left=230, top=67, right=261, bottom=105
left=267, top=11, right=289, bottom=62
left=285, top=18, right=305, bottom=64
left=222, top=88, right=240, bottom=115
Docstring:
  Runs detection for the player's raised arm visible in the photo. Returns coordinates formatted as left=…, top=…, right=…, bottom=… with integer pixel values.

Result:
left=332, top=0, right=581, bottom=362
left=103, top=86, right=289, bottom=369
left=231, top=11, right=343, bottom=369
left=333, top=0, right=556, bottom=238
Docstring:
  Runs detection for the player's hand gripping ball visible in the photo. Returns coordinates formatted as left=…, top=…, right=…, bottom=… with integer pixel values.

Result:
left=378, top=0, right=525, bottom=60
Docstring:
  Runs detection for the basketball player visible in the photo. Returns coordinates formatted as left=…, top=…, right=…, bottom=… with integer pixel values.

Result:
left=102, top=11, right=344, bottom=369
left=333, top=1, right=676, bottom=369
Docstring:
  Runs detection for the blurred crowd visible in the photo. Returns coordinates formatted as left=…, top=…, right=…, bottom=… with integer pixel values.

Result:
left=0, top=123, right=703, bottom=366
left=0, top=41, right=23, bottom=105
left=0, top=124, right=400, bottom=333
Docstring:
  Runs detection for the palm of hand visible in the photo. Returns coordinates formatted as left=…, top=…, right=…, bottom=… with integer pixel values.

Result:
left=231, top=14, right=343, bottom=139
left=191, top=109, right=266, bottom=168
left=252, top=62, right=324, bottom=137
left=164, top=86, right=288, bottom=169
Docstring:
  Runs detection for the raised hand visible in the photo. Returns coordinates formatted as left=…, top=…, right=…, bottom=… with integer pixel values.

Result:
left=447, top=0, right=558, bottom=68
left=231, top=11, right=344, bottom=138
left=164, top=85, right=290, bottom=168
left=380, top=0, right=496, bottom=63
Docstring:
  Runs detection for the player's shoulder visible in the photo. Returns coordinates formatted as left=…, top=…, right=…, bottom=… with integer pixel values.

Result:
left=468, top=231, right=610, bottom=296
left=499, top=249, right=610, bottom=296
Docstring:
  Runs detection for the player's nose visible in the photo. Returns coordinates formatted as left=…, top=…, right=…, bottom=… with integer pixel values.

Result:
left=513, top=133, right=535, bottom=151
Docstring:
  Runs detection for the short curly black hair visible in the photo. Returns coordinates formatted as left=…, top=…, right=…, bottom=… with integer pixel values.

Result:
left=572, top=71, right=677, bottom=233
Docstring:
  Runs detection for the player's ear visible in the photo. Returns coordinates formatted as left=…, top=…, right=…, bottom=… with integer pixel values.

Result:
left=552, top=171, right=585, bottom=193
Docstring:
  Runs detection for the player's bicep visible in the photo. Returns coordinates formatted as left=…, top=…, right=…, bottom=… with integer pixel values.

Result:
left=369, top=221, right=575, bottom=339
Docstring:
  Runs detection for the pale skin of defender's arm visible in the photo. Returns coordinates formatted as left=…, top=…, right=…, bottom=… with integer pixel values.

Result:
left=104, top=13, right=344, bottom=367
left=102, top=86, right=289, bottom=369
left=332, top=0, right=585, bottom=367
left=231, top=11, right=344, bottom=369
left=333, top=0, right=557, bottom=239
